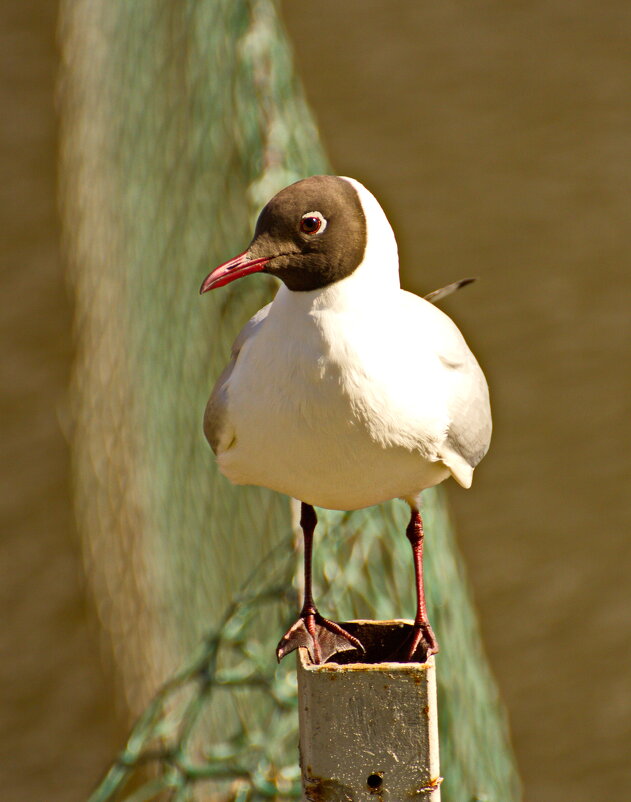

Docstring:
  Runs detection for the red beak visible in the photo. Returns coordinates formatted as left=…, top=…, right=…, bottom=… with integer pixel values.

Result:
left=199, top=250, right=271, bottom=294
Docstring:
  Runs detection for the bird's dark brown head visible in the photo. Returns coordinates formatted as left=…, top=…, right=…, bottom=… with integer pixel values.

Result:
left=250, top=175, right=367, bottom=291
left=200, top=175, right=368, bottom=294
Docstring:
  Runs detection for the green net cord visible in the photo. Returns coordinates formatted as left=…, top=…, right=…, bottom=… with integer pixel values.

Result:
left=59, top=1, right=521, bottom=799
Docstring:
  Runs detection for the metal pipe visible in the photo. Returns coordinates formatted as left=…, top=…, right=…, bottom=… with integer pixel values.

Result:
left=297, top=620, right=441, bottom=801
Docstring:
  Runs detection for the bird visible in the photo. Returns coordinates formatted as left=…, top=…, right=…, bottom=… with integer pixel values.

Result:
left=199, top=175, right=491, bottom=665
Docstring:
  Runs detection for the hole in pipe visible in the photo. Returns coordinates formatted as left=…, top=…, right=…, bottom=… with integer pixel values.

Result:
left=367, top=773, right=383, bottom=790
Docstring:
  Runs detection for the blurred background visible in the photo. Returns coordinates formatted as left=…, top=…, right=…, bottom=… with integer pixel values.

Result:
left=1, top=1, right=630, bottom=800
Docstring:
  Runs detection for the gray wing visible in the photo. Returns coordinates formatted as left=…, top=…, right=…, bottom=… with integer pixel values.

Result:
left=416, top=296, right=491, bottom=488
left=438, top=345, right=492, bottom=489
left=203, top=303, right=271, bottom=454
left=401, top=289, right=492, bottom=487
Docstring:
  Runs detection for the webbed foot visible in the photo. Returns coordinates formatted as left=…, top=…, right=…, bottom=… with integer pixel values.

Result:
left=276, top=611, right=365, bottom=664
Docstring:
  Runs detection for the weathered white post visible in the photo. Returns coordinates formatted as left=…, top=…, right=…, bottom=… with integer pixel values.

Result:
left=297, top=620, right=442, bottom=801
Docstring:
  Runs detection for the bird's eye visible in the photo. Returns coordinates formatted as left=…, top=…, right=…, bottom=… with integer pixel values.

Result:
left=300, top=211, right=327, bottom=235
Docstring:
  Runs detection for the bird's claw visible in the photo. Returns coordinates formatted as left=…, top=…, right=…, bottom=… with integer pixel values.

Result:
left=404, top=621, right=439, bottom=662
left=276, top=613, right=365, bottom=664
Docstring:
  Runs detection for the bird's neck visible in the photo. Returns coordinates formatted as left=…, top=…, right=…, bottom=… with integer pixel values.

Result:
left=276, top=228, right=401, bottom=316
left=276, top=265, right=399, bottom=318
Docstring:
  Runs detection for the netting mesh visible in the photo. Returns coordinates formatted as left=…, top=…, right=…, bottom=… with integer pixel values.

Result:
left=58, top=1, right=521, bottom=799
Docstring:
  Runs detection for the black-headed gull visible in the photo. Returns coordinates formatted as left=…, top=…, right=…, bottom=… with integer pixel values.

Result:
left=200, top=176, right=491, bottom=664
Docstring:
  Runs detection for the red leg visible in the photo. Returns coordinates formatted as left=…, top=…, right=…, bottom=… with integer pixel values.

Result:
left=405, top=507, right=439, bottom=661
left=276, top=503, right=364, bottom=664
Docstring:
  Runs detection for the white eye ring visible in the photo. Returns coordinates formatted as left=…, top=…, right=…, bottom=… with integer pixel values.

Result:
left=300, top=211, right=327, bottom=235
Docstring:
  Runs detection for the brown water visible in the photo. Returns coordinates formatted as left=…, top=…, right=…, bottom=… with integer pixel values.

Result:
left=1, top=2, right=630, bottom=800
left=0, top=3, right=123, bottom=800
left=282, top=3, right=631, bottom=800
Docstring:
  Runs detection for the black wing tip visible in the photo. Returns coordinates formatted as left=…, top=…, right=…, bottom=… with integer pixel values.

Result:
left=424, top=276, right=479, bottom=304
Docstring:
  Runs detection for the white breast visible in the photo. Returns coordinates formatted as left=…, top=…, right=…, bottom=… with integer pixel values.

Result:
left=217, top=283, right=452, bottom=510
